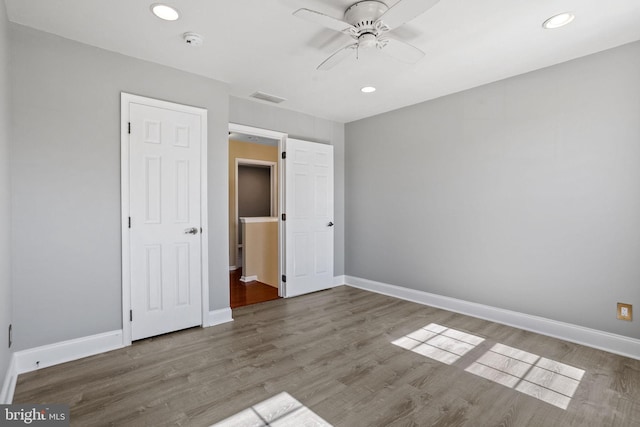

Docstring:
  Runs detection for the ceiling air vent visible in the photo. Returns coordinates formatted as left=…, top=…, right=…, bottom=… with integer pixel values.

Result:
left=250, top=91, right=287, bottom=104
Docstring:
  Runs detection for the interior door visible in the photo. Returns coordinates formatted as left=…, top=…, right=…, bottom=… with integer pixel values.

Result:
left=128, top=101, right=203, bottom=340
left=284, top=138, right=334, bottom=297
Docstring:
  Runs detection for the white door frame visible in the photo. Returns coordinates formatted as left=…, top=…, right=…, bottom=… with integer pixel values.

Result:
left=121, top=93, right=209, bottom=346
left=234, top=158, right=278, bottom=269
left=229, top=123, right=287, bottom=296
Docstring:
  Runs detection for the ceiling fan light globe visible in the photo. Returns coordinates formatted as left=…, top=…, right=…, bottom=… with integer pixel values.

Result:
left=359, top=33, right=378, bottom=48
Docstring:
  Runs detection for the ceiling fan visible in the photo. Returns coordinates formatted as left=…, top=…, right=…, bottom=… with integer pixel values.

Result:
left=293, top=0, right=440, bottom=70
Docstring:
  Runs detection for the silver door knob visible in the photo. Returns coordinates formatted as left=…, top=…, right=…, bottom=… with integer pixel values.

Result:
left=184, top=227, right=199, bottom=235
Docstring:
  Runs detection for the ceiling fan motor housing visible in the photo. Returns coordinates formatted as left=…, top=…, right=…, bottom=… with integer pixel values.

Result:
left=345, top=1, right=389, bottom=30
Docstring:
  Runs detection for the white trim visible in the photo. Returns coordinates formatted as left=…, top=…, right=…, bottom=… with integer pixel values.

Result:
left=0, top=354, right=17, bottom=404
left=229, top=123, right=288, bottom=298
left=240, top=217, right=278, bottom=223
left=333, top=275, right=346, bottom=287
left=14, top=330, right=125, bottom=375
left=229, top=265, right=238, bottom=271
left=121, top=93, right=209, bottom=346
left=200, top=107, right=210, bottom=336
left=279, top=139, right=286, bottom=297
left=229, top=123, right=287, bottom=141
left=1, top=330, right=124, bottom=403
left=205, top=308, right=234, bottom=327
left=120, top=94, right=132, bottom=345
left=240, top=275, right=258, bottom=283
left=345, top=276, right=640, bottom=360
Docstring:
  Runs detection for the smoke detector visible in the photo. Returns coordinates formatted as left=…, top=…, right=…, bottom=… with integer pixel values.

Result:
left=183, top=32, right=204, bottom=46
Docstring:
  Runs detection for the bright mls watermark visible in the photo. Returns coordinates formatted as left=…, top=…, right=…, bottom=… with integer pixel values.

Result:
left=1, top=405, right=69, bottom=426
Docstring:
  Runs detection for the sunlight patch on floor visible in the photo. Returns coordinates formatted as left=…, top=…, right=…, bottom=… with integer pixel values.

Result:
left=392, top=323, right=585, bottom=410
left=392, top=323, right=485, bottom=365
left=465, top=343, right=585, bottom=409
left=210, top=392, right=333, bottom=427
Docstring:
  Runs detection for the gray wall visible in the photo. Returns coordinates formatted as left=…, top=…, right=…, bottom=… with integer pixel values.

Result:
left=238, top=166, right=272, bottom=219
left=9, top=23, right=230, bottom=350
left=230, top=97, right=346, bottom=275
left=0, top=0, right=13, bottom=386
left=346, top=41, right=640, bottom=339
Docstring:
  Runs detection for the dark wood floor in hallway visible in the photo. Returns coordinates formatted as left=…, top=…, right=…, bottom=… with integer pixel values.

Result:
left=13, top=286, right=640, bottom=426
left=229, top=268, right=280, bottom=308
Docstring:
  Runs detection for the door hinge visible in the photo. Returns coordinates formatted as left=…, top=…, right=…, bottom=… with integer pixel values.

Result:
left=128, top=122, right=131, bottom=134
left=128, top=217, right=131, bottom=228
left=130, top=310, right=133, bottom=322
left=282, top=275, right=286, bottom=283
left=281, top=151, right=286, bottom=159
left=281, top=213, right=286, bottom=221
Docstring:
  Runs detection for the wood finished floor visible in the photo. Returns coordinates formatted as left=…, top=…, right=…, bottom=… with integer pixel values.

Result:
left=13, top=286, right=640, bottom=426
left=229, top=268, right=280, bottom=309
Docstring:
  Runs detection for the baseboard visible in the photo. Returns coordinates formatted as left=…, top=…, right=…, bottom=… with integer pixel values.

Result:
left=229, top=265, right=238, bottom=271
left=205, top=308, right=234, bottom=327
left=240, top=275, right=257, bottom=283
left=0, top=354, right=17, bottom=404
left=13, top=330, right=125, bottom=375
left=3, top=310, right=233, bottom=402
left=345, top=276, right=640, bottom=360
left=333, top=275, right=346, bottom=287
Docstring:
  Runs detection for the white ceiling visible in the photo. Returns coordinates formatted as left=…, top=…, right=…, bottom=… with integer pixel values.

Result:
left=5, top=0, right=640, bottom=123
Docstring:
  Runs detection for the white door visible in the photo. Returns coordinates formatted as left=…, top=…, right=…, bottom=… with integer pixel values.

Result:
left=284, top=138, right=334, bottom=297
left=127, top=100, right=204, bottom=340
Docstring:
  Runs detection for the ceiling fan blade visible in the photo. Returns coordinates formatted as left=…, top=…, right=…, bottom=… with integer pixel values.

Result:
left=380, top=38, right=425, bottom=64
left=317, top=43, right=358, bottom=71
left=378, top=0, right=440, bottom=30
left=293, top=8, right=355, bottom=33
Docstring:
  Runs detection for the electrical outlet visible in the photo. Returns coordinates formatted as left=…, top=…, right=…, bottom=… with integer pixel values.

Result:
left=617, top=303, right=632, bottom=321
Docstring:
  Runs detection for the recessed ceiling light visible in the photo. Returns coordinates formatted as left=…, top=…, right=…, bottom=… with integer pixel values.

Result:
left=361, top=86, right=376, bottom=93
left=542, top=12, right=575, bottom=29
left=151, top=4, right=180, bottom=21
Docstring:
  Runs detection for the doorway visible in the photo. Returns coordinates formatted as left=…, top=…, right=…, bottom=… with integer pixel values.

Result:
left=229, top=125, right=285, bottom=307
left=228, top=124, right=336, bottom=304
left=235, top=159, right=277, bottom=274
